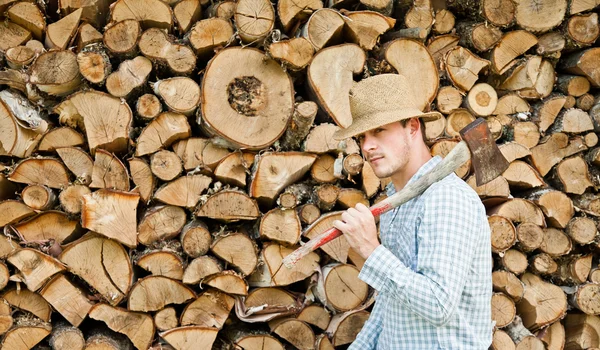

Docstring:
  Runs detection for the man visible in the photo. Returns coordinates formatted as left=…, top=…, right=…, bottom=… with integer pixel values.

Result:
left=332, top=74, right=493, bottom=349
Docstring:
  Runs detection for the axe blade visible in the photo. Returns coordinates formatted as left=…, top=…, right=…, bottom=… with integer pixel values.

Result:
left=460, top=118, right=509, bottom=187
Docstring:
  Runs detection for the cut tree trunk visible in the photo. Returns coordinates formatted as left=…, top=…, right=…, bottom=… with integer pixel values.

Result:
left=39, top=274, right=94, bottom=327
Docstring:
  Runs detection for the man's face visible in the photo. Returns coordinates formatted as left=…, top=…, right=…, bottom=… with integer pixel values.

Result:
left=357, top=121, right=412, bottom=179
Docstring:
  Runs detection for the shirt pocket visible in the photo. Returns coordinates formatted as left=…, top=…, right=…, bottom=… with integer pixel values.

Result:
left=385, top=221, right=414, bottom=268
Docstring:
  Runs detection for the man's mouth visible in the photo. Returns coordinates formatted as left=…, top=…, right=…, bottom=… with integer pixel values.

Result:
left=369, top=156, right=383, bottom=163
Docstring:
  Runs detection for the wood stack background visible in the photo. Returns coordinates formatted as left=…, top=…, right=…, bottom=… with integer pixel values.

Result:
left=0, top=0, right=599, bottom=348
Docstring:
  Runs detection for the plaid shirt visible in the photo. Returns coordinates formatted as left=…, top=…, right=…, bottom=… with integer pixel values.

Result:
left=350, top=156, right=493, bottom=350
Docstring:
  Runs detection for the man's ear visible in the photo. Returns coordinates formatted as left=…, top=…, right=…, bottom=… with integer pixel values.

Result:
left=408, top=117, right=421, bottom=136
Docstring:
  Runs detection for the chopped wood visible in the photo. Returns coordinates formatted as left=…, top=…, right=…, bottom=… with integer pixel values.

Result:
left=5, top=46, right=36, bottom=69
left=139, top=28, right=196, bottom=75
left=128, top=157, right=156, bottom=204
left=211, top=232, right=258, bottom=277
left=0, top=301, right=13, bottom=336
left=445, top=109, right=475, bottom=137
left=244, top=287, right=300, bottom=317
left=12, top=211, right=79, bottom=244
left=8, top=248, right=66, bottom=291
left=303, top=123, right=361, bottom=154
left=269, top=318, right=315, bottom=350
left=301, top=9, right=344, bottom=50
left=128, top=276, right=195, bottom=312
left=49, top=322, right=85, bottom=350
left=155, top=307, right=178, bottom=331
left=516, top=223, right=544, bottom=252
left=180, top=220, right=211, bottom=258
left=436, top=86, right=463, bottom=114
left=558, top=75, right=591, bottom=97
left=76, top=23, right=103, bottom=50
left=196, top=190, right=260, bottom=222
left=82, top=189, right=139, bottom=247
left=297, top=203, right=321, bottom=225
left=138, top=205, right=186, bottom=246
left=201, top=47, right=294, bottom=148
left=182, top=256, right=222, bottom=285
left=489, top=215, right=516, bottom=253
left=313, top=263, right=369, bottom=312
left=214, top=152, right=255, bottom=188
left=89, top=303, right=155, bottom=350
left=38, top=127, right=85, bottom=152
left=490, top=30, right=538, bottom=73
left=307, top=44, right=366, bottom=128
left=45, top=8, right=82, bottom=49
left=491, top=329, right=516, bottom=350
left=564, top=314, right=600, bottom=349
left=467, top=173, right=511, bottom=198
left=530, top=133, right=587, bottom=176
left=106, top=56, right=152, bottom=98
left=342, top=11, right=395, bottom=51
left=500, top=249, right=529, bottom=275
left=269, top=38, right=315, bottom=71
left=0, top=21, right=31, bottom=52
left=56, top=147, right=93, bottom=184
left=536, top=320, right=565, bottom=350
left=565, top=216, right=597, bottom=245
left=160, top=326, right=219, bottom=350
left=90, top=149, right=130, bottom=191
left=502, top=161, right=545, bottom=189
left=430, top=139, right=471, bottom=178
left=493, top=270, right=524, bottom=302
left=234, top=0, right=275, bottom=44
left=560, top=48, right=600, bottom=87
left=0, top=200, right=35, bottom=227
left=85, top=330, right=133, bottom=350
left=530, top=253, right=559, bottom=276
left=155, top=174, right=213, bottom=209
left=39, top=274, right=93, bottom=326
left=135, top=112, right=191, bottom=156
left=550, top=156, right=593, bottom=194
left=564, top=13, right=599, bottom=50
left=136, top=94, right=162, bottom=122
left=298, top=304, right=331, bottom=330
left=204, top=271, right=249, bottom=295
left=9, top=158, right=70, bottom=189
left=1, top=318, right=51, bottom=349
left=540, top=227, right=572, bottom=257
left=569, top=283, right=600, bottom=315
left=445, top=46, right=490, bottom=92
left=137, top=251, right=184, bottom=280
left=153, top=77, right=200, bottom=116
left=150, top=150, right=182, bottom=182
left=2, top=288, right=51, bottom=321
left=21, top=184, right=55, bottom=211
left=7, top=2, right=45, bottom=40
left=260, top=208, right=302, bottom=245
left=304, top=211, right=350, bottom=262
left=180, top=289, right=234, bottom=328
left=109, top=0, right=173, bottom=31
left=327, top=309, right=370, bottom=346
left=488, top=199, right=546, bottom=226
left=577, top=94, right=596, bottom=111
left=249, top=243, right=320, bottom=287
left=492, top=292, right=516, bottom=328
left=188, top=18, right=234, bottom=60
left=517, top=273, right=567, bottom=331
left=277, top=0, right=322, bottom=33
left=173, top=0, right=201, bottom=34
left=455, top=21, right=502, bottom=53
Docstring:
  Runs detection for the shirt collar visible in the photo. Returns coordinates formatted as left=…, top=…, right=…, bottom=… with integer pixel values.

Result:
left=385, top=156, right=443, bottom=196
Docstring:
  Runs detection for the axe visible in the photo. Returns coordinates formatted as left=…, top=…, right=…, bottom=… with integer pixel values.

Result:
left=282, top=118, right=509, bottom=268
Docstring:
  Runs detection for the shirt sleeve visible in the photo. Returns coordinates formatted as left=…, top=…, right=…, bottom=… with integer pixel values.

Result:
left=358, top=183, right=485, bottom=327
left=348, top=296, right=383, bottom=350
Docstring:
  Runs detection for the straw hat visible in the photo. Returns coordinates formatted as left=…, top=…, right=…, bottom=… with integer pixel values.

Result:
left=333, top=74, right=442, bottom=140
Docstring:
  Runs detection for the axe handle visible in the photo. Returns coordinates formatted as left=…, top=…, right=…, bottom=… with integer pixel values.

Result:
left=282, top=141, right=471, bottom=268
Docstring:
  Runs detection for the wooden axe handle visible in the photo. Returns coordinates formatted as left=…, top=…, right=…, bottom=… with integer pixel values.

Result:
left=282, top=141, right=471, bottom=268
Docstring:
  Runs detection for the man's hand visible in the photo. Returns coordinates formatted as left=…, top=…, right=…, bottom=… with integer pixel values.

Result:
left=333, top=203, right=380, bottom=260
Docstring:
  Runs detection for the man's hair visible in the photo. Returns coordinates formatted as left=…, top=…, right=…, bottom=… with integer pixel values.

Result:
left=400, top=118, right=427, bottom=142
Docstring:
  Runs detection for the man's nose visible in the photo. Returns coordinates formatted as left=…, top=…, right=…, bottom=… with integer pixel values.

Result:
left=361, top=134, right=376, bottom=153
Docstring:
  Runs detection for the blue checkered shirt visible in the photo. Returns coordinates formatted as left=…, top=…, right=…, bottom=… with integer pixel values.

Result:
left=350, top=156, right=493, bottom=349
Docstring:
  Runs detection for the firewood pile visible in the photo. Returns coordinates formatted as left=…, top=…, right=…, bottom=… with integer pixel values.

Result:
left=0, top=0, right=600, bottom=348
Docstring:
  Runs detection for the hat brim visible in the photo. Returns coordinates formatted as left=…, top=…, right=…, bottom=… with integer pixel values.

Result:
left=333, top=108, right=443, bottom=141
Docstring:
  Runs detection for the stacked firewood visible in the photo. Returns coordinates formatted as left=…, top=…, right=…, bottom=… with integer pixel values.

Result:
left=0, top=0, right=600, bottom=348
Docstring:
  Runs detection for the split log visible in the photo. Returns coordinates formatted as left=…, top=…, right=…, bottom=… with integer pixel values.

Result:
left=201, top=47, right=294, bottom=149
left=39, top=274, right=94, bottom=327
left=7, top=2, right=45, bottom=40
left=502, top=161, right=545, bottom=189
left=492, top=270, right=525, bottom=302
left=269, top=318, right=315, bottom=350
left=182, top=256, right=222, bottom=285
left=568, top=283, right=600, bottom=315
left=304, top=212, right=350, bottom=262
left=180, top=289, right=234, bottom=328
left=138, top=28, right=196, bottom=75
left=342, top=11, right=395, bottom=51
left=490, top=31, right=538, bottom=73
left=90, top=149, right=130, bottom=191
left=488, top=199, right=546, bottom=226
left=155, top=307, right=178, bottom=331
left=248, top=243, right=320, bottom=287
left=128, top=276, right=195, bottom=312
left=307, top=44, right=366, bottom=128
left=45, top=8, right=82, bottom=49
left=0, top=200, right=35, bottom=227
left=128, top=157, right=156, bottom=204
left=8, top=249, right=66, bottom=291
left=106, top=56, right=152, bottom=98
left=103, top=19, right=140, bottom=57
left=564, top=313, right=600, bottom=349
left=204, top=271, right=249, bottom=296
left=180, top=220, right=211, bottom=259
left=327, top=309, right=370, bottom=346
left=8, top=158, right=70, bottom=189
left=260, top=208, right=302, bottom=245
left=491, top=329, right=516, bottom=350
left=89, top=303, right=155, bottom=350
left=76, top=23, right=103, bottom=50
left=138, top=205, right=186, bottom=246
left=517, top=273, right=568, bottom=331
left=81, top=189, right=139, bottom=247
left=187, top=18, right=234, bottom=60
left=500, top=249, right=529, bottom=275
left=2, top=288, right=51, bottom=321
left=300, top=9, right=345, bottom=51
left=455, top=21, right=503, bottom=53
left=109, top=0, right=173, bottom=31
left=313, top=263, right=369, bottom=312
left=214, top=152, right=255, bottom=188
left=530, top=133, right=587, bottom=176
left=489, top=215, right=516, bottom=254
left=135, top=112, right=191, bottom=156
left=444, top=47, right=490, bottom=92
left=0, top=318, right=51, bottom=349
left=467, top=174, right=511, bottom=198
left=11, top=211, right=79, bottom=245
left=5, top=46, right=35, bottom=69
left=196, top=190, right=260, bottom=222
left=278, top=0, right=321, bottom=33
left=60, top=232, right=132, bottom=305
left=55, top=91, right=133, bottom=154
left=21, top=185, right=55, bottom=211
left=515, top=223, right=544, bottom=253
left=160, top=326, right=219, bottom=350
left=56, top=147, right=93, bottom=184
left=280, top=101, right=319, bottom=151
left=211, top=232, right=258, bottom=277
left=536, top=320, right=565, bottom=350
left=535, top=95, right=568, bottom=132
left=137, top=250, right=184, bottom=280
left=0, top=301, right=12, bottom=336
left=0, top=264, right=8, bottom=291
left=243, top=287, right=300, bottom=317
left=173, top=0, right=201, bottom=34
left=559, top=48, right=600, bottom=87
left=549, top=156, right=593, bottom=195
left=154, top=78, right=200, bottom=116
left=565, top=217, right=598, bottom=245
left=0, top=21, right=31, bottom=52
left=303, top=124, right=360, bottom=154
left=298, top=304, right=331, bottom=330
left=38, top=127, right=85, bottom=152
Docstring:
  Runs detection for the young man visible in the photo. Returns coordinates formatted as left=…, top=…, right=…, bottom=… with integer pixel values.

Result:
left=332, top=74, right=493, bottom=349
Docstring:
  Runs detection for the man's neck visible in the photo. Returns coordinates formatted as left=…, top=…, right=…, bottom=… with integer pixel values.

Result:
left=390, top=146, right=432, bottom=191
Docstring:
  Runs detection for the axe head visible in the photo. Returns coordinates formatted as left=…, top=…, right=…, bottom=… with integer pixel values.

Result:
left=459, top=118, right=509, bottom=187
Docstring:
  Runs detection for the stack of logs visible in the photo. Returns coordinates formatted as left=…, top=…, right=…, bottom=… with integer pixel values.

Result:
left=0, top=0, right=600, bottom=348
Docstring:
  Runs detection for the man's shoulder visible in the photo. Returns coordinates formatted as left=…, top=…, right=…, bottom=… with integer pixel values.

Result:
left=422, top=173, right=482, bottom=208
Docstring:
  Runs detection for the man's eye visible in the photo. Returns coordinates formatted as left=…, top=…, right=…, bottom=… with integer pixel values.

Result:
left=374, top=128, right=384, bottom=133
